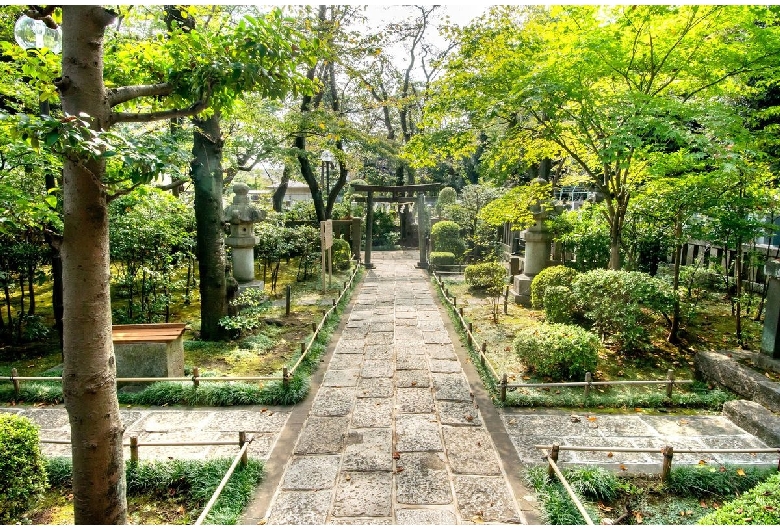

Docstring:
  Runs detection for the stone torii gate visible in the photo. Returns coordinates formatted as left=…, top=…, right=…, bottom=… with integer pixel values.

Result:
left=351, top=183, right=440, bottom=269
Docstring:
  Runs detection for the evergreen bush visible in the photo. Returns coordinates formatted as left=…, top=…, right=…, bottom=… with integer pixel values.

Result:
left=530, top=265, right=579, bottom=309
left=513, top=323, right=599, bottom=380
left=430, top=251, right=456, bottom=269
left=464, top=261, right=506, bottom=291
left=543, top=285, right=577, bottom=324
left=0, top=414, right=48, bottom=523
left=330, top=237, right=352, bottom=270
left=431, top=220, right=465, bottom=260
left=571, top=269, right=675, bottom=352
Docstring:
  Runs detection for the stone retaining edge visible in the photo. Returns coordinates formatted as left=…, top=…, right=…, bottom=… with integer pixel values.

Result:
left=722, top=399, right=780, bottom=448
left=694, top=350, right=780, bottom=413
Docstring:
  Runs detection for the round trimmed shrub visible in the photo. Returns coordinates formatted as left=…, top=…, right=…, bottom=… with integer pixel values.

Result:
left=543, top=285, right=577, bottom=324
left=530, top=265, right=579, bottom=309
left=430, top=251, right=456, bottom=269
left=513, top=323, right=599, bottom=380
left=330, top=237, right=352, bottom=270
left=464, top=261, right=506, bottom=294
left=435, top=186, right=457, bottom=216
left=0, top=413, right=49, bottom=523
left=431, top=220, right=465, bottom=260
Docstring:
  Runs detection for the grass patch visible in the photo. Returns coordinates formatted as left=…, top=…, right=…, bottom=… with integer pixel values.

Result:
left=13, top=457, right=263, bottom=525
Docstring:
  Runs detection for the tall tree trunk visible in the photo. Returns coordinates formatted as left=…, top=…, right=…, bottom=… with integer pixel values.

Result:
left=60, top=6, right=127, bottom=524
left=192, top=113, right=228, bottom=340
left=272, top=163, right=291, bottom=212
left=668, top=215, right=683, bottom=344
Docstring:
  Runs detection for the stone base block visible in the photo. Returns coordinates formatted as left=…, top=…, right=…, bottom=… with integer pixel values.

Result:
left=512, top=273, right=533, bottom=307
left=723, top=400, right=780, bottom=447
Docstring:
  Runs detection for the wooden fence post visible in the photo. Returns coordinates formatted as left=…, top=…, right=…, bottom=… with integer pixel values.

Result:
left=300, top=342, right=305, bottom=357
left=453, top=296, right=456, bottom=307
left=130, top=436, right=139, bottom=464
left=548, top=445, right=560, bottom=479
left=332, top=298, right=336, bottom=307
left=285, top=285, right=291, bottom=316
left=459, top=307, right=464, bottom=320
left=467, top=323, right=473, bottom=347
left=661, top=446, right=674, bottom=482
left=666, top=369, right=675, bottom=398
left=500, top=373, right=508, bottom=402
left=239, top=431, right=248, bottom=468
left=584, top=372, right=592, bottom=399
left=282, top=366, right=289, bottom=387
left=481, top=342, right=487, bottom=368
left=11, top=368, right=19, bottom=395
left=311, top=322, right=317, bottom=333
left=504, top=286, right=509, bottom=314
left=192, top=367, right=200, bottom=388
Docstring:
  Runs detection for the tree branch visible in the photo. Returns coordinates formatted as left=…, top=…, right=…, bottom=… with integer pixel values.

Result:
left=108, top=83, right=174, bottom=107
left=109, top=100, right=207, bottom=125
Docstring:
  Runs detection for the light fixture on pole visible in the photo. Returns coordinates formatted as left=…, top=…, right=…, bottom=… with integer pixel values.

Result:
left=321, top=149, right=334, bottom=195
left=14, top=14, right=62, bottom=54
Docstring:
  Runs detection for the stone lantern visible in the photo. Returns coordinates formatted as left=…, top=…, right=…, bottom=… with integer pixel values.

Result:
left=510, top=177, right=554, bottom=306
left=224, top=182, right=265, bottom=283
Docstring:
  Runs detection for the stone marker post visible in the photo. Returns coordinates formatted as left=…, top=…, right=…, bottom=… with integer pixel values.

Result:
left=417, top=193, right=430, bottom=269
left=224, top=182, right=264, bottom=283
left=760, top=260, right=780, bottom=359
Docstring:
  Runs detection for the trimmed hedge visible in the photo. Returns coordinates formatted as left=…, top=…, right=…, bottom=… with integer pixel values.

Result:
left=697, top=472, right=780, bottom=525
left=530, top=265, right=579, bottom=310
left=431, top=220, right=465, bottom=260
left=513, top=323, right=599, bottom=380
left=0, top=414, right=48, bottom=523
left=430, top=251, right=456, bottom=269
left=330, top=237, right=352, bottom=270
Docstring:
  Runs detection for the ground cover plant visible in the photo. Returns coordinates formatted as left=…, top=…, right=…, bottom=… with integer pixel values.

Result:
left=435, top=271, right=755, bottom=410
left=10, top=456, right=263, bottom=525
left=525, top=464, right=779, bottom=525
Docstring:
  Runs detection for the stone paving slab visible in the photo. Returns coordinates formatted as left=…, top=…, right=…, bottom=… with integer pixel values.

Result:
left=501, top=410, right=777, bottom=472
left=257, top=253, right=527, bottom=524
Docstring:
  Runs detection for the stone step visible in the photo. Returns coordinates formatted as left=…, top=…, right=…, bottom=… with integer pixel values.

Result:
left=722, top=399, right=780, bottom=448
left=695, top=350, right=780, bottom=413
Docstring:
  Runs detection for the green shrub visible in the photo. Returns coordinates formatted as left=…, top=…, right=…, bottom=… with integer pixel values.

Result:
left=430, top=251, right=456, bottom=269
left=435, top=186, right=457, bottom=217
left=330, top=237, right=352, bottom=270
left=697, top=472, right=780, bottom=525
left=431, top=220, right=465, bottom=259
left=571, top=269, right=675, bottom=352
left=464, top=261, right=506, bottom=293
left=0, top=414, right=49, bottom=523
left=513, top=323, right=599, bottom=380
left=543, top=285, right=577, bottom=324
left=530, top=265, right=579, bottom=309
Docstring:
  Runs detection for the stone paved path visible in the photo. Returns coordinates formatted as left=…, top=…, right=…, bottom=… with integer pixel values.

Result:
left=251, top=252, right=530, bottom=525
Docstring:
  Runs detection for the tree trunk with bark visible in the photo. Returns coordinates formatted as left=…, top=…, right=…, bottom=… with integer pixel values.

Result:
left=59, top=6, right=127, bottom=524
left=192, top=113, right=228, bottom=340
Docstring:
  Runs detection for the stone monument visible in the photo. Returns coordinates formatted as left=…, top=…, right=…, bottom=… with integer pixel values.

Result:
left=760, top=259, right=780, bottom=359
left=224, top=182, right=265, bottom=285
left=511, top=178, right=553, bottom=306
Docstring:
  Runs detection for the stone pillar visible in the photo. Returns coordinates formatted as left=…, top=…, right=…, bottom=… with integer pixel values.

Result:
left=417, top=193, right=429, bottom=269
left=760, top=260, right=780, bottom=359
left=224, top=183, right=264, bottom=283
left=510, top=178, right=552, bottom=306
left=350, top=217, right=362, bottom=262
left=364, top=190, right=374, bottom=269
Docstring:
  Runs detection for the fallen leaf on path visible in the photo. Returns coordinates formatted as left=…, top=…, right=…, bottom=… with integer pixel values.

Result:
left=737, top=468, right=746, bottom=476
left=607, top=452, right=613, bottom=458
left=633, top=511, right=643, bottom=524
